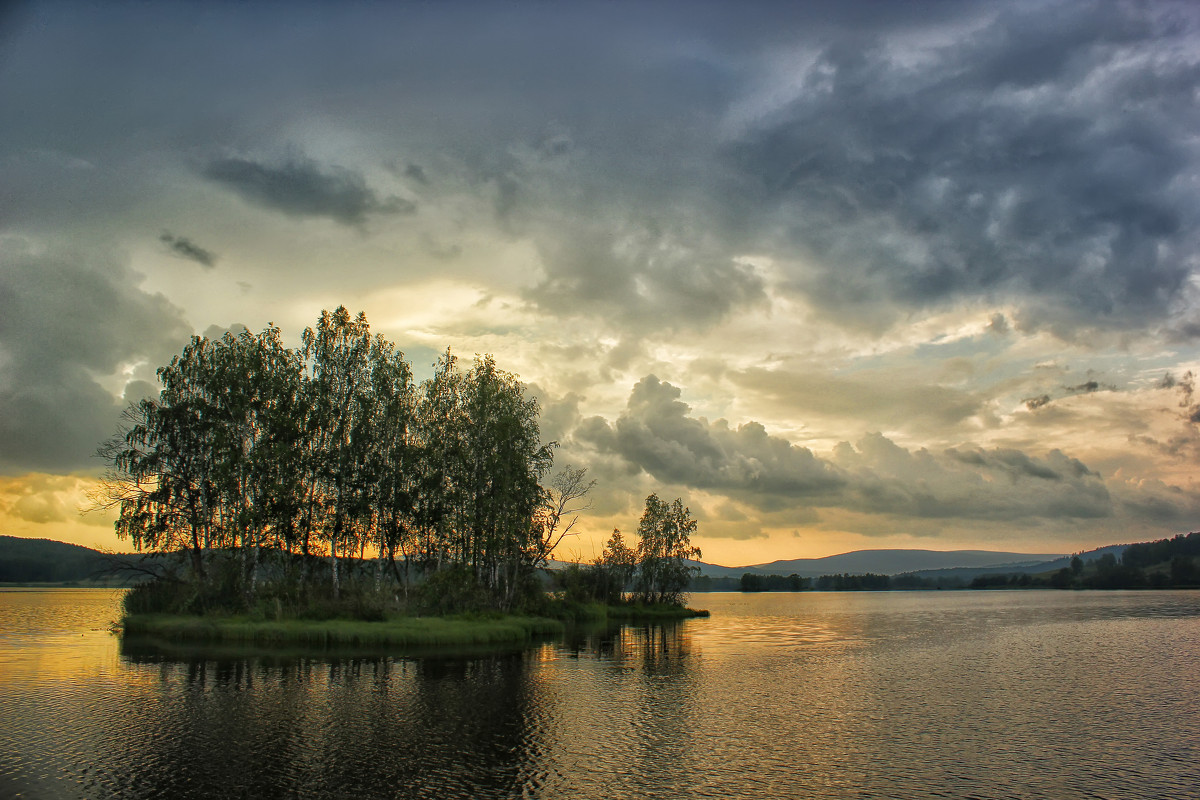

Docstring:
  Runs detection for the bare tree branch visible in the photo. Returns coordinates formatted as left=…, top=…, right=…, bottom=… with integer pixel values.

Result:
left=538, top=465, right=596, bottom=563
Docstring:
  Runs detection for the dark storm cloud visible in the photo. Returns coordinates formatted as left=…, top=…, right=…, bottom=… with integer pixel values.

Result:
left=159, top=231, right=216, bottom=268
left=417, top=0, right=1199, bottom=339
left=202, top=155, right=415, bottom=226
left=946, top=446, right=1094, bottom=482
left=721, top=2, right=1200, bottom=336
left=1113, top=478, right=1200, bottom=524
left=577, top=375, right=1131, bottom=522
left=0, top=243, right=190, bottom=474
left=403, top=163, right=429, bottom=186
left=8, top=2, right=1195, bottom=339
left=577, top=375, right=844, bottom=510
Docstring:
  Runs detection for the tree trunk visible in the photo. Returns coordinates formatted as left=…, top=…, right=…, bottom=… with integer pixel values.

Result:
left=332, top=544, right=340, bottom=600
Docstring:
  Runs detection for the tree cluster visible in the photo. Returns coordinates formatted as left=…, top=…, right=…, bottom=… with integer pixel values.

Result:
left=972, top=534, right=1200, bottom=590
left=738, top=573, right=809, bottom=592
left=99, top=307, right=562, bottom=612
left=554, top=494, right=701, bottom=607
left=1046, top=536, right=1200, bottom=590
left=814, top=572, right=891, bottom=591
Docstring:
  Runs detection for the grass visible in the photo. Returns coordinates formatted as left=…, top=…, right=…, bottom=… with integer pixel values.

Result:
left=539, top=599, right=710, bottom=622
left=119, top=598, right=709, bottom=655
left=122, top=611, right=565, bottom=650
left=605, top=603, right=710, bottom=620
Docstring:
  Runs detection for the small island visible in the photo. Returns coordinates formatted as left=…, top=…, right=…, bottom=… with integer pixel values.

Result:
left=98, top=308, right=707, bottom=651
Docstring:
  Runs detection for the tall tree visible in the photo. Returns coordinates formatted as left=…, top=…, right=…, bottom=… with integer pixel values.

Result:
left=301, top=306, right=375, bottom=599
left=598, top=528, right=638, bottom=603
left=457, top=355, right=555, bottom=606
left=364, top=334, right=418, bottom=590
left=413, top=348, right=464, bottom=569
left=98, top=336, right=221, bottom=579
left=98, top=305, right=565, bottom=613
left=634, top=494, right=701, bottom=605
left=205, top=325, right=305, bottom=598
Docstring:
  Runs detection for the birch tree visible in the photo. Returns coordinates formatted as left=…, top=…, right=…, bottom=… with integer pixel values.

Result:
left=301, top=307, right=374, bottom=599
left=634, top=494, right=701, bottom=605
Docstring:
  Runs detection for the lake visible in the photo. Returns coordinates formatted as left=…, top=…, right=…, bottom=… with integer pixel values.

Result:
left=1, top=588, right=1197, bottom=799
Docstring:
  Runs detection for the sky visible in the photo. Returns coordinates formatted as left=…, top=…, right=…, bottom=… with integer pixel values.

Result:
left=2, top=0, right=1200, bottom=565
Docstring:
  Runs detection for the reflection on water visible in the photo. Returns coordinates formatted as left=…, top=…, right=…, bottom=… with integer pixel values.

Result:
left=1, top=589, right=1199, bottom=799
left=97, top=651, right=551, bottom=799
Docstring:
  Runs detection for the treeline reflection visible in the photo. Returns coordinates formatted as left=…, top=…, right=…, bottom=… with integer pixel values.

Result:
left=114, top=623, right=701, bottom=799
left=561, top=620, right=694, bottom=674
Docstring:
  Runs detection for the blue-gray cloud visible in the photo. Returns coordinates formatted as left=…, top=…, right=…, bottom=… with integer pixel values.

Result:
left=720, top=2, right=1200, bottom=336
left=0, top=242, right=191, bottom=474
left=203, top=155, right=416, bottom=226
left=159, top=231, right=216, bottom=268
left=5, top=2, right=1196, bottom=340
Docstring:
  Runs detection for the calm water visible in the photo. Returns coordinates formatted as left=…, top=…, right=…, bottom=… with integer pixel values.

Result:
left=1, top=589, right=1197, bottom=799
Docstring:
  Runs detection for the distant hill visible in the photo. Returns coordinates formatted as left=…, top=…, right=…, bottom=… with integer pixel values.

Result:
left=895, top=544, right=1129, bottom=583
left=1, top=536, right=1176, bottom=588
left=689, top=549, right=1067, bottom=579
left=0, top=536, right=140, bottom=584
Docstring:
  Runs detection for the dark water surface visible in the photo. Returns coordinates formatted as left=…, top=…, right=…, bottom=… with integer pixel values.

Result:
left=1, top=588, right=1197, bottom=799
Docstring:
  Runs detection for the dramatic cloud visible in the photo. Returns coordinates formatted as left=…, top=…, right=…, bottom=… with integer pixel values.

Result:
left=721, top=2, right=1200, bottom=336
left=578, top=376, right=844, bottom=509
left=1112, top=476, right=1200, bottom=524
left=577, top=375, right=1200, bottom=530
left=203, top=155, right=416, bottom=226
left=842, top=439, right=1112, bottom=522
left=730, top=364, right=986, bottom=433
left=0, top=240, right=190, bottom=474
left=159, top=231, right=217, bottom=268
left=2, top=1, right=1199, bottom=557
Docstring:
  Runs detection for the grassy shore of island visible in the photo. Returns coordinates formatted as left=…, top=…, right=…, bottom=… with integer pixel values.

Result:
left=122, top=611, right=565, bottom=649
left=601, top=602, right=710, bottom=620
left=119, top=599, right=709, bottom=652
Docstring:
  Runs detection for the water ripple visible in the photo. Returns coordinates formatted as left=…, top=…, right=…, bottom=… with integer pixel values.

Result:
left=2, top=589, right=1199, bottom=798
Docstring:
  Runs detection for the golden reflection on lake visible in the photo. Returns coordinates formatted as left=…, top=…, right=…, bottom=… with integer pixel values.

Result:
left=1, top=588, right=1198, bottom=799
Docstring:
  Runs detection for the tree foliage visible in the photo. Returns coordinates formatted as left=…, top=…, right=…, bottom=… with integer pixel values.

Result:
left=633, top=494, right=701, bottom=605
left=551, top=504, right=701, bottom=608
left=97, top=307, right=563, bottom=612
left=556, top=528, right=638, bottom=605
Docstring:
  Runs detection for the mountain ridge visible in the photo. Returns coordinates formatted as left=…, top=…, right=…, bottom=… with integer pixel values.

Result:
left=0, top=535, right=1117, bottom=582
left=685, top=548, right=1070, bottom=578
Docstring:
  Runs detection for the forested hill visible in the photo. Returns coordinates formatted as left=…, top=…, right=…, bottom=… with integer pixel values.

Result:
left=0, top=536, right=127, bottom=584
left=5, top=533, right=1198, bottom=589
left=740, top=549, right=1067, bottom=578
left=690, top=533, right=1200, bottom=592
